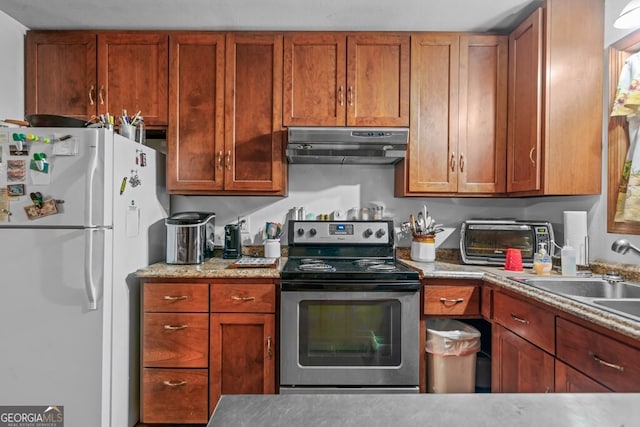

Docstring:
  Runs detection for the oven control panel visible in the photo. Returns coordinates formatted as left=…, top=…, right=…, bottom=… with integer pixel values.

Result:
left=288, top=220, right=393, bottom=244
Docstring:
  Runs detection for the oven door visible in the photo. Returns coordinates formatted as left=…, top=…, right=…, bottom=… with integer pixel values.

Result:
left=280, top=287, right=419, bottom=392
left=461, top=223, right=539, bottom=266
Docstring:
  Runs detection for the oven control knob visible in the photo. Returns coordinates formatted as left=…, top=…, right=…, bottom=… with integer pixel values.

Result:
left=364, top=228, right=373, bottom=238
left=309, top=228, right=317, bottom=237
left=297, top=228, right=305, bottom=236
left=376, top=228, right=386, bottom=238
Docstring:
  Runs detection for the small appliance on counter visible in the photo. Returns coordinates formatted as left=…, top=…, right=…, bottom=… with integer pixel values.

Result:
left=223, top=223, right=242, bottom=259
left=165, top=212, right=215, bottom=264
left=460, top=219, right=554, bottom=267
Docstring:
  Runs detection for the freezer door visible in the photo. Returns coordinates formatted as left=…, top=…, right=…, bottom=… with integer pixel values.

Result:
left=0, top=128, right=112, bottom=227
left=0, top=228, right=110, bottom=426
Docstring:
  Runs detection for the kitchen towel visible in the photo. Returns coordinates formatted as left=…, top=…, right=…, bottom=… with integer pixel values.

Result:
left=563, top=211, right=588, bottom=265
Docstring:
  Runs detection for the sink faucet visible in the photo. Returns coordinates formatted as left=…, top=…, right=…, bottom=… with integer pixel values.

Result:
left=611, top=239, right=640, bottom=257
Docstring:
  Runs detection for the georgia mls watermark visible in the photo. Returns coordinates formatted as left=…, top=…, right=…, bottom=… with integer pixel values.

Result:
left=0, top=406, right=63, bottom=427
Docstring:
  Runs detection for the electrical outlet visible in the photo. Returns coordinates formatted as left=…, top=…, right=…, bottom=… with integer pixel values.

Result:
left=238, top=216, right=250, bottom=233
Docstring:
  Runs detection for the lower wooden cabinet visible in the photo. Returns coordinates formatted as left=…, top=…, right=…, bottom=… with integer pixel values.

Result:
left=491, top=323, right=554, bottom=393
left=554, top=360, right=611, bottom=393
left=141, top=280, right=277, bottom=424
left=141, top=368, right=209, bottom=424
left=209, top=313, right=276, bottom=413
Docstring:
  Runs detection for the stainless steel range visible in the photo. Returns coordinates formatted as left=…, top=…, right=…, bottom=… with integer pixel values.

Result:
left=279, top=220, right=420, bottom=394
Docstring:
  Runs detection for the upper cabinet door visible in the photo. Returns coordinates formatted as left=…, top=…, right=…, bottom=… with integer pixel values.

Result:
left=97, top=32, right=169, bottom=125
left=506, top=9, right=543, bottom=193
left=405, top=34, right=460, bottom=193
left=283, top=33, right=346, bottom=126
left=224, top=33, right=285, bottom=193
left=167, top=33, right=226, bottom=193
left=458, top=34, right=508, bottom=194
left=25, top=31, right=97, bottom=120
left=347, top=34, right=410, bottom=127
left=283, top=32, right=409, bottom=127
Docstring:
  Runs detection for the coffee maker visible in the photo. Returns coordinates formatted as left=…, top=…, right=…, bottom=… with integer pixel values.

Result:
left=223, top=223, right=242, bottom=259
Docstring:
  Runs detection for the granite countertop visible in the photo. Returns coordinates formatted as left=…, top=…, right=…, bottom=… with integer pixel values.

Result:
left=207, top=393, right=640, bottom=427
left=136, top=256, right=284, bottom=279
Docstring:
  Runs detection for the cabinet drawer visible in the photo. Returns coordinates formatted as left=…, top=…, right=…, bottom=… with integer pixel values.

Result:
left=210, top=283, right=276, bottom=313
left=143, top=283, right=209, bottom=312
left=556, top=318, right=640, bottom=392
left=493, top=292, right=555, bottom=354
left=424, top=285, right=480, bottom=316
left=141, top=368, right=209, bottom=424
left=143, top=313, right=208, bottom=367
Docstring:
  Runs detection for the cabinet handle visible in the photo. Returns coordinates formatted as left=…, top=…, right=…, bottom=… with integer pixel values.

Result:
left=163, top=380, right=187, bottom=387
left=439, top=297, right=464, bottom=306
left=589, top=352, right=624, bottom=372
left=459, top=153, right=464, bottom=173
left=348, top=85, right=354, bottom=107
left=163, top=295, right=188, bottom=301
left=89, top=85, right=95, bottom=105
left=510, top=313, right=529, bottom=324
left=529, top=147, right=536, bottom=166
left=338, top=86, right=344, bottom=107
left=267, top=336, right=273, bottom=360
left=217, top=151, right=223, bottom=170
left=98, top=85, right=105, bottom=105
left=450, top=152, right=456, bottom=172
left=164, top=324, right=188, bottom=330
left=231, top=296, right=255, bottom=302
left=226, top=150, right=232, bottom=170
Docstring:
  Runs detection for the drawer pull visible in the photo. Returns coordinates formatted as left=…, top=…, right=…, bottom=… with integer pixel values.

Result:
left=589, top=352, right=624, bottom=372
left=510, top=314, right=529, bottom=324
left=163, top=295, right=188, bottom=301
left=231, top=296, right=255, bottom=302
left=267, top=336, right=272, bottom=360
left=163, top=380, right=187, bottom=387
left=439, top=297, right=464, bottom=306
left=164, top=324, right=188, bottom=330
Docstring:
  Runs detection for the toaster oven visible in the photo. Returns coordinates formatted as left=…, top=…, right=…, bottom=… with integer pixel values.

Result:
left=460, top=219, right=555, bottom=267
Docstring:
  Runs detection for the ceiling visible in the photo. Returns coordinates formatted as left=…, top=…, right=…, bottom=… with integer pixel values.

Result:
left=0, top=0, right=542, bottom=32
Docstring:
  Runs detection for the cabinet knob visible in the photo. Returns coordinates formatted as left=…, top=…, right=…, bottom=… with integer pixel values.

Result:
left=163, top=324, right=188, bottom=330
left=226, top=150, right=232, bottom=170
left=217, top=151, right=223, bottom=170
left=89, top=85, right=95, bottom=105
left=338, top=86, right=344, bottom=107
left=529, top=147, right=536, bottom=166
left=163, top=380, right=187, bottom=387
left=231, top=296, right=256, bottom=302
left=459, top=153, right=464, bottom=173
left=98, top=85, right=105, bottom=105
left=348, top=85, right=354, bottom=107
left=163, top=295, right=188, bottom=302
left=450, top=152, right=456, bottom=172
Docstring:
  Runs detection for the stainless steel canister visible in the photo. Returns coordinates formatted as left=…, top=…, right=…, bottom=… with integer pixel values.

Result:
left=165, top=212, right=215, bottom=264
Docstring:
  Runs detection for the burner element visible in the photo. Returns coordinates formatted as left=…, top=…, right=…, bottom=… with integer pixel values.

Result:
left=298, top=262, right=336, bottom=272
left=366, top=263, right=398, bottom=272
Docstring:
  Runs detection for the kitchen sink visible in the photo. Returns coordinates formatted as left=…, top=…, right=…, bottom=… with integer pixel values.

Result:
left=509, top=277, right=640, bottom=299
left=592, top=300, right=640, bottom=321
left=509, top=275, right=640, bottom=323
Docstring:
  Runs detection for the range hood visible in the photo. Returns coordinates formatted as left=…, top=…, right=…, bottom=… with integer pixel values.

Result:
left=286, top=127, right=409, bottom=165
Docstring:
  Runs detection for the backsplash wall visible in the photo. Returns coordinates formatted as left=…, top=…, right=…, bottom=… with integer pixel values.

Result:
left=172, top=164, right=600, bottom=253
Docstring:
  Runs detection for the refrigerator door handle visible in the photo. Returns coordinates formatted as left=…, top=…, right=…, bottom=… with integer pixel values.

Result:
left=84, top=228, right=100, bottom=310
left=85, top=142, right=99, bottom=227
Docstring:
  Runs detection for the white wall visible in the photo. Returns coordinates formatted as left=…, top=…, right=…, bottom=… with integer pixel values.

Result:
left=0, top=11, right=26, bottom=119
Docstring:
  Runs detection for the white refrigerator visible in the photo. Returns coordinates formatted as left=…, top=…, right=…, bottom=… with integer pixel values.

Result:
left=0, top=128, right=169, bottom=426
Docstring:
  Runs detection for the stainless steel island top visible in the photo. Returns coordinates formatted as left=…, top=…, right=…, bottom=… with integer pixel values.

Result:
left=208, top=393, right=640, bottom=427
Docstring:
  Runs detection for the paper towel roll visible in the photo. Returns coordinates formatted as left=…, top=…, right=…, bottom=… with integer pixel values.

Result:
left=563, top=211, right=588, bottom=265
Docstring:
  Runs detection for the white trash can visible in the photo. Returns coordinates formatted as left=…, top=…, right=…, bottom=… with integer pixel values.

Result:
left=426, top=318, right=481, bottom=393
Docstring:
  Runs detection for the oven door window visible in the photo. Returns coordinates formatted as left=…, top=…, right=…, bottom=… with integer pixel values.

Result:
left=299, top=299, right=401, bottom=366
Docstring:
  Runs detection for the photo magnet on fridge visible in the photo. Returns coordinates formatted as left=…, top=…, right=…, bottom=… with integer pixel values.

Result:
left=24, top=198, right=58, bottom=220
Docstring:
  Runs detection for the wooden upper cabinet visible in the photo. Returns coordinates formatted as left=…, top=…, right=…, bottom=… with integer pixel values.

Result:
left=507, top=0, right=603, bottom=195
left=167, top=32, right=226, bottom=193
left=26, top=31, right=168, bottom=125
left=97, top=32, right=169, bottom=125
left=225, top=33, right=285, bottom=193
left=396, top=33, right=507, bottom=196
left=167, top=32, right=285, bottom=195
left=26, top=32, right=97, bottom=119
left=283, top=32, right=409, bottom=127
left=506, top=9, right=543, bottom=193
